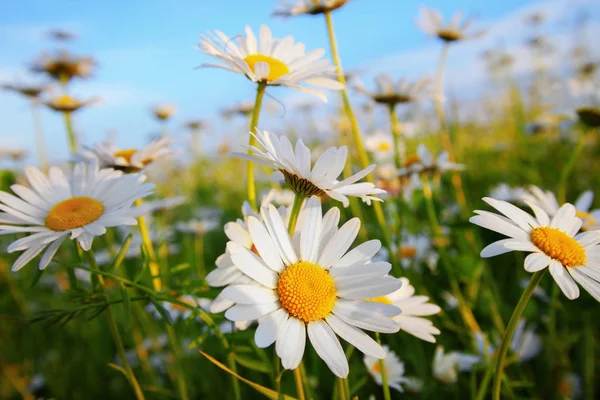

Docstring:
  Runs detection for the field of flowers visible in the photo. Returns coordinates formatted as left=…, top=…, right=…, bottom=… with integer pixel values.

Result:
left=1, top=1, right=599, bottom=399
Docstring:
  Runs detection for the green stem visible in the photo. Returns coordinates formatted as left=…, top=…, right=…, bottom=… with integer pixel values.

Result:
left=323, top=10, right=392, bottom=252
left=247, top=82, right=267, bottom=211
left=474, top=362, right=495, bottom=400
left=388, top=104, right=402, bottom=170
left=434, top=43, right=450, bottom=127
left=194, top=235, right=206, bottom=280
left=557, top=129, right=590, bottom=203
left=63, top=111, right=78, bottom=153
left=375, top=333, right=391, bottom=400
left=336, top=378, right=348, bottom=400
left=166, top=325, right=189, bottom=400
left=134, top=198, right=161, bottom=291
left=293, top=367, right=306, bottom=400
left=84, top=249, right=146, bottom=400
left=30, top=103, right=48, bottom=171
left=584, top=312, right=595, bottom=400
left=287, top=193, right=305, bottom=235
left=492, top=270, right=547, bottom=400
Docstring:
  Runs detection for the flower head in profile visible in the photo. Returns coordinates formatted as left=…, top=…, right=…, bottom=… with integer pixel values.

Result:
left=272, top=0, right=350, bottom=17
left=417, top=7, right=483, bottom=43
left=152, top=104, right=177, bottom=121
left=32, top=50, right=96, bottom=85
left=80, top=137, right=172, bottom=173
left=217, top=197, right=401, bottom=377
left=365, top=132, right=395, bottom=161
left=364, top=345, right=423, bottom=393
left=470, top=197, right=600, bottom=302
left=521, top=186, right=600, bottom=231
left=2, top=83, right=48, bottom=100
left=221, top=101, right=254, bottom=119
left=567, top=79, right=600, bottom=128
left=368, top=277, right=441, bottom=342
left=197, top=25, right=343, bottom=102
left=0, top=161, right=153, bottom=271
left=355, top=73, right=431, bottom=106
left=235, top=129, right=385, bottom=207
left=43, top=94, right=98, bottom=113
left=432, top=346, right=480, bottom=384
left=398, top=144, right=464, bottom=183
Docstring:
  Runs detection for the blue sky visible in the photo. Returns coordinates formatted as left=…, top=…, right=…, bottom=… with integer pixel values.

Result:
left=1, top=0, right=598, bottom=165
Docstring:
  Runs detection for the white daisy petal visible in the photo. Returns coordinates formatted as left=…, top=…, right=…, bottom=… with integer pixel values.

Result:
left=255, top=308, right=288, bottom=348
left=308, top=320, right=349, bottom=378
left=524, top=253, right=551, bottom=272
left=549, top=260, right=580, bottom=300
left=326, top=314, right=386, bottom=358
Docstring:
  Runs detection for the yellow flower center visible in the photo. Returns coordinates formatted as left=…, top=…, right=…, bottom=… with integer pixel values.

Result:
left=113, top=149, right=138, bottom=164
left=377, top=142, right=392, bottom=152
left=277, top=261, right=336, bottom=323
left=437, top=29, right=462, bottom=42
left=45, top=197, right=104, bottom=231
left=244, top=54, right=290, bottom=82
left=371, top=361, right=382, bottom=374
left=403, top=155, right=421, bottom=168
left=576, top=210, right=597, bottom=230
left=366, top=295, right=393, bottom=305
left=530, top=227, right=586, bottom=267
left=56, top=95, right=77, bottom=107
left=399, top=246, right=417, bottom=259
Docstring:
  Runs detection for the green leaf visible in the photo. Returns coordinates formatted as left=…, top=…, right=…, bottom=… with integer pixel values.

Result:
left=149, top=298, right=173, bottom=325
left=29, top=267, right=46, bottom=288
left=235, top=355, right=272, bottom=374
left=110, top=234, right=132, bottom=272
left=170, top=263, right=191, bottom=273
left=120, top=283, right=131, bottom=331
left=107, top=362, right=128, bottom=378
left=199, top=351, right=296, bottom=400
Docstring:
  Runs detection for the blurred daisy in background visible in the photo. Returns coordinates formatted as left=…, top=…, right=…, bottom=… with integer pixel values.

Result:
left=261, top=187, right=295, bottom=208
left=0, top=161, right=153, bottom=271
left=432, top=346, right=480, bottom=384
left=32, top=50, right=96, bottom=85
left=80, top=137, right=172, bottom=173
left=557, top=373, right=583, bottom=399
left=474, top=319, right=542, bottom=363
left=217, top=197, right=401, bottom=377
left=471, top=198, right=600, bottom=301
left=235, top=129, right=386, bottom=206
left=197, top=25, right=343, bottom=101
left=355, top=74, right=431, bottom=106
left=489, top=183, right=528, bottom=203
left=364, top=345, right=423, bottom=393
left=365, top=132, right=395, bottom=161
left=417, top=7, right=484, bottom=43
left=398, top=144, right=464, bottom=186
left=272, top=0, right=349, bottom=17
left=2, top=82, right=47, bottom=100
left=43, top=94, right=98, bottom=113
left=368, top=277, right=441, bottom=342
left=152, top=104, right=177, bottom=122
left=147, top=295, right=211, bottom=321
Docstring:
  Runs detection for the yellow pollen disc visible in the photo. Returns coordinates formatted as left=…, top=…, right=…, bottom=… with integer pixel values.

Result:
left=113, top=149, right=138, bottom=164
left=404, top=155, right=421, bottom=168
left=377, top=142, right=392, bottom=152
left=277, top=261, right=336, bottom=323
left=371, top=361, right=382, bottom=374
left=45, top=197, right=104, bottom=231
left=244, top=54, right=290, bottom=82
left=56, top=95, right=77, bottom=107
left=530, top=227, right=586, bottom=267
left=399, top=246, right=417, bottom=259
left=366, top=295, right=393, bottom=305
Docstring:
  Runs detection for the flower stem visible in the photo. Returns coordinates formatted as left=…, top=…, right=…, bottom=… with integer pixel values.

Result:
left=492, top=269, right=547, bottom=400
left=293, top=367, right=306, bottom=400
left=63, top=111, right=78, bottom=153
left=166, top=325, right=190, bottom=400
left=336, top=377, right=348, bottom=400
left=287, top=193, right=305, bottom=235
left=30, top=102, right=48, bottom=171
left=323, top=11, right=392, bottom=251
left=194, top=234, right=206, bottom=279
left=375, top=333, right=391, bottom=400
left=557, top=128, right=591, bottom=203
left=134, top=198, right=162, bottom=291
left=247, top=82, right=267, bottom=211
left=387, top=104, right=403, bottom=170
left=84, top=249, right=145, bottom=400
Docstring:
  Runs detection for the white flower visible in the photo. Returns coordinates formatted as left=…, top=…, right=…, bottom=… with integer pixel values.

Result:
left=261, top=188, right=296, bottom=208
left=369, top=277, right=441, bottom=342
left=136, top=196, right=187, bottom=215
left=364, top=345, right=422, bottom=393
left=489, top=183, right=528, bottom=202
left=176, top=219, right=219, bottom=235
left=365, top=132, right=395, bottom=160
left=197, top=25, right=343, bottom=102
left=558, top=373, right=583, bottom=399
left=417, top=7, right=484, bottom=43
left=432, top=346, right=480, bottom=384
left=474, top=319, right=542, bottom=363
left=147, top=295, right=212, bottom=321
left=235, top=129, right=385, bottom=207
left=217, top=197, right=402, bottom=378
left=79, top=137, right=172, bottom=173
left=152, top=104, right=177, bottom=121
left=272, top=0, right=349, bottom=17
left=521, top=186, right=600, bottom=231
left=0, top=162, right=153, bottom=271
left=355, top=74, right=431, bottom=105
left=398, top=144, right=464, bottom=183
left=470, top=197, right=600, bottom=302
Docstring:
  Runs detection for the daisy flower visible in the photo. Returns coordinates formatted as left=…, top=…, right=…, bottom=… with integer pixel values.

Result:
left=365, top=132, right=395, bottom=161
left=368, top=277, right=441, bottom=342
left=474, top=319, right=542, bottom=363
left=147, top=295, right=212, bottom=321
left=221, top=101, right=254, bottom=119
left=261, top=188, right=296, bottom=208
left=364, top=345, right=423, bottom=393
left=197, top=25, right=343, bottom=102
left=272, top=0, right=350, bottom=17
left=417, top=7, right=484, bottom=43
left=136, top=196, right=187, bottom=215
left=567, top=79, right=600, bottom=128
left=80, top=137, right=172, bottom=173
left=354, top=73, right=431, bottom=106
left=489, top=183, right=528, bottom=203
left=176, top=219, right=220, bottom=236
left=234, top=129, right=385, bottom=207
left=0, top=161, right=154, bottom=271
left=557, top=373, right=583, bottom=399
left=432, top=346, right=480, bottom=384
left=218, top=197, right=401, bottom=377
left=152, top=104, right=177, bottom=121
left=2, top=83, right=47, bottom=100
left=398, top=144, right=464, bottom=187
left=521, top=186, right=600, bottom=231
left=470, top=197, right=600, bottom=301
left=43, top=94, right=98, bottom=113
left=32, top=50, right=96, bottom=84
